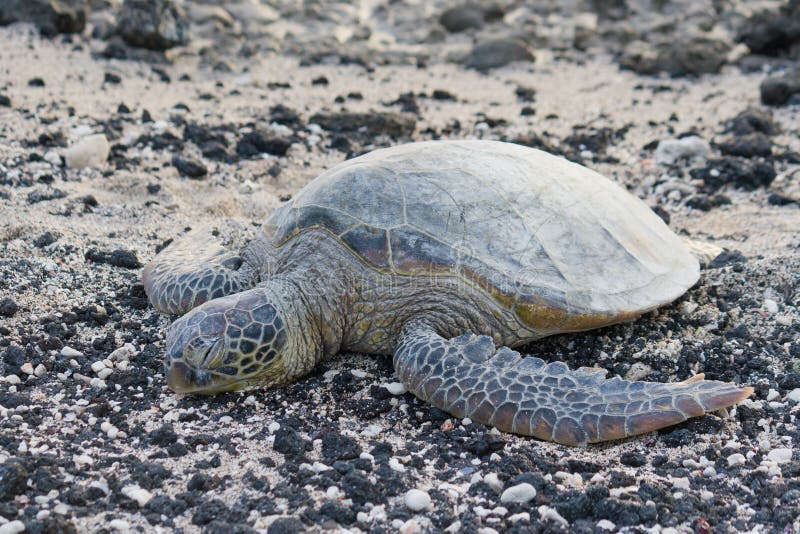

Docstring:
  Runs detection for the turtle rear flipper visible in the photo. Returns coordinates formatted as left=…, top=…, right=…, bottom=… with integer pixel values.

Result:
left=143, top=222, right=259, bottom=314
left=394, top=323, right=753, bottom=446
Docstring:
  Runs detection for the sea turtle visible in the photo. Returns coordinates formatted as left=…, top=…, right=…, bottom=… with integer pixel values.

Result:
left=143, top=140, right=752, bottom=446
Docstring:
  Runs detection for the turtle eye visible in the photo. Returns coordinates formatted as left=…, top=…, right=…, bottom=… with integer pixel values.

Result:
left=201, top=338, right=226, bottom=369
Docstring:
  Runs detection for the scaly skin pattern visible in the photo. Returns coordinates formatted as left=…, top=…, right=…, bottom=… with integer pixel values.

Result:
left=394, top=323, right=754, bottom=446
left=143, top=222, right=257, bottom=314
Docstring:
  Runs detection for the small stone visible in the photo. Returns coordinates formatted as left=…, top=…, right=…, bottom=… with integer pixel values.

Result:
left=439, top=5, right=484, bottom=33
left=121, top=485, right=153, bottom=506
left=508, top=513, right=529, bottom=523
left=464, top=38, right=535, bottom=71
left=117, top=0, right=189, bottom=51
left=786, top=388, right=800, bottom=402
left=671, top=477, right=690, bottom=490
left=767, top=448, right=792, bottom=464
left=91, top=361, right=107, bottom=374
left=20, top=362, right=34, bottom=375
left=0, top=0, right=86, bottom=36
left=172, top=154, right=207, bottom=178
left=85, top=249, right=141, bottom=269
left=389, top=457, right=407, bottom=473
left=724, top=108, right=779, bottom=137
left=399, top=519, right=421, bottom=534
left=718, top=133, right=772, bottom=158
left=236, top=132, right=292, bottom=158
left=0, top=297, right=19, bottom=317
left=484, top=473, right=504, bottom=493
left=108, top=519, right=130, bottom=533
left=763, top=299, right=779, bottom=314
left=654, top=136, right=709, bottom=165
left=597, top=519, right=616, bottom=531
left=621, top=36, right=729, bottom=76
left=727, top=453, right=746, bottom=467
left=538, top=505, right=568, bottom=527
left=309, top=111, right=416, bottom=138
left=760, top=69, right=800, bottom=106
left=620, top=452, right=647, bottom=467
left=66, top=134, right=109, bottom=169
left=0, top=520, right=26, bottom=534
left=0, top=94, right=10, bottom=107
left=104, top=72, right=122, bottom=85
left=500, top=483, right=536, bottom=504
left=34, top=364, right=47, bottom=377
left=97, top=368, right=113, bottom=380
left=383, top=382, right=407, bottom=395
left=624, top=363, right=652, bottom=381
left=405, top=489, right=432, bottom=511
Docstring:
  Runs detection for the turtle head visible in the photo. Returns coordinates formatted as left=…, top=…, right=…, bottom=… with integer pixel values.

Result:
left=164, top=287, right=291, bottom=394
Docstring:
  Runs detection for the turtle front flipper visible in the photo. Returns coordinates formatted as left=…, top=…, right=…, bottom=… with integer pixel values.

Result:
left=393, top=323, right=753, bottom=446
left=143, top=222, right=259, bottom=314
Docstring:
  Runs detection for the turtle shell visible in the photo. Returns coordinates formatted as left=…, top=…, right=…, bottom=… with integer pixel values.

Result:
left=267, top=140, right=699, bottom=334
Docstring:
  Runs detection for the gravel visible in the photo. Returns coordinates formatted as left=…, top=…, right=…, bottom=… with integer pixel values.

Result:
left=0, top=0, right=799, bottom=532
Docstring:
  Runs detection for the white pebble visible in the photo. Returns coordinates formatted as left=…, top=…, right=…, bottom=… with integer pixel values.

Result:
left=60, top=346, right=83, bottom=357
left=700, top=490, right=714, bottom=502
left=538, top=505, right=568, bottom=527
left=110, top=344, right=137, bottom=361
left=763, top=299, right=779, bottom=314
left=766, top=389, right=780, bottom=401
left=97, top=368, right=113, bottom=380
left=66, top=134, right=109, bottom=169
left=500, top=483, right=536, bottom=503
left=767, top=448, right=792, bottom=464
left=399, top=519, right=421, bottom=534
left=786, top=388, right=800, bottom=403
left=44, top=150, right=61, bottom=166
left=654, top=136, right=710, bottom=165
left=383, top=382, right=407, bottom=395
left=0, top=520, right=26, bottom=534
left=310, top=462, right=331, bottom=473
left=20, top=363, right=34, bottom=375
left=34, top=364, right=47, bottom=377
left=389, top=457, right=407, bottom=472
left=484, top=473, right=503, bottom=493
left=121, top=485, right=152, bottom=507
left=405, top=489, right=432, bottom=512
left=671, top=477, right=690, bottom=490
left=444, top=521, right=462, bottom=533
left=727, top=453, right=746, bottom=467
left=90, top=377, right=107, bottom=388
left=268, top=422, right=280, bottom=433
left=5, top=375, right=21, bottom=385
left=108, top=519, right=130, bottom=533
left=597, top=519, right=616, bottom=531
left=91, top=361, right=107, bottom=374
left=508, top=513, right=529, bottom=523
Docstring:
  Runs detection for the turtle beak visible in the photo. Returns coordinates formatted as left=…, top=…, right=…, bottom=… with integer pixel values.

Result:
left=166, top=359, right=244, bottom=394
left=167, top=360, right=202, bottom=393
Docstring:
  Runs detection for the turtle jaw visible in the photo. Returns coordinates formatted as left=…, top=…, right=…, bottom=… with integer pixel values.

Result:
left=166, top=359, right=249, bottom=394
left=166, top=338, right=246, bottom=394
